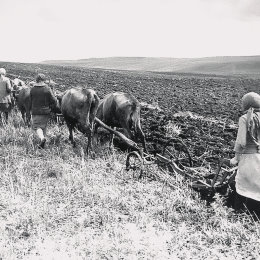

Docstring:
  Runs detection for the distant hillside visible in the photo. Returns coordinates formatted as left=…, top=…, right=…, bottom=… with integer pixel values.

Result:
left=41, top=56, right=260, bottom=75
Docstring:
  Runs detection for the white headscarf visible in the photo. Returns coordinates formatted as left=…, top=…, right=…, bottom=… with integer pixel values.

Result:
left=242, top=92, right=260, bottom=148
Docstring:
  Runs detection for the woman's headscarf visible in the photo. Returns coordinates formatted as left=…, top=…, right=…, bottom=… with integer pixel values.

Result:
left=242, top=92, right=260, bottom=148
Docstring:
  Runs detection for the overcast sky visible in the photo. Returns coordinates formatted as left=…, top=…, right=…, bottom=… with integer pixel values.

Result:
left=1, top=0, right=260, bottom=62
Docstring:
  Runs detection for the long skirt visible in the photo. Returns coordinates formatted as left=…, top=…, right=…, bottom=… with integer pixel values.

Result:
left=234, top=192, right=260, bottom=215
left=235, top=153, right=260, bottom=202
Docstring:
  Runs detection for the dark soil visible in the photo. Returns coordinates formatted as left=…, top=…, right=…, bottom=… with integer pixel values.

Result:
left=2, top=61, right=260, bottom=167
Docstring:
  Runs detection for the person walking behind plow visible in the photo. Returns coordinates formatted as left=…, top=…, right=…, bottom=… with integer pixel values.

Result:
left=30, top=73, right=59, bottom=149
left=230, top=92, right=260, bottom=215
left=0, top=68, right=12, bottom=124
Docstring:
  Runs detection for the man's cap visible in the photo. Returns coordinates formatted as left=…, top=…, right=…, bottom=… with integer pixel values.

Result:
left=36, top=73, right=46, bottom=83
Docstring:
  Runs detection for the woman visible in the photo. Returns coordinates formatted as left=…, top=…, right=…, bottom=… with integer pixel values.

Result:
left=230, top=92, right=260, bottom=213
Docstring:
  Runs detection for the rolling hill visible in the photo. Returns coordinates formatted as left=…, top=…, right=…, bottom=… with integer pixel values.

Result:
left=41, top=56, right=260, bottom=75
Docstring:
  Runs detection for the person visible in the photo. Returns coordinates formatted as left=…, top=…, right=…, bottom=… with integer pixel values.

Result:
left=0, top=68, right=12, bottom=124
left=230, top=92, right=260, bottom=214
left=30, top=73, right=59, bottom=148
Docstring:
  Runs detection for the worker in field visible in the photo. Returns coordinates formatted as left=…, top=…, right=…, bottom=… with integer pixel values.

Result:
left=30, top=73, right=59, bottom=148
left=230, top=92, right=260, bottom=213
left=0, top=68, right=12, bottom=124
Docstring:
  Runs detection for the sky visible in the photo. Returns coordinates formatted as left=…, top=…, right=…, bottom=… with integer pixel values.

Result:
left=1, top=0, right=260, bottom=63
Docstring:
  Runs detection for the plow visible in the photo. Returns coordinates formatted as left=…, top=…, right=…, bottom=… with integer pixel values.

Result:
left=93, top=118, right=237, bottom=196
left=50, top=108, right=238, bottom=197
left=49, top=104, right=237, bottom=196
left=124, top=137, right=237, bottom=196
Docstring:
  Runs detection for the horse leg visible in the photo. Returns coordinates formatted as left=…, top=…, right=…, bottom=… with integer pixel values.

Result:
left=4, top=112, right=8, bottom=124
left=68, top=126, right=76, bottom=147
left=21, top=109, right=26, bottom=125
left=65, top=120, right=75, bottom=146
left=109, top=127, right=116, bottom=148
left=93, top=121, right=100, bottom=145
left=121, top=123, right=134, bottom=140
left=26, top=112, right=31, bottom=127
left=86, top=132, right=92, bottom=155
left=85, top=125, right=96, bottom=157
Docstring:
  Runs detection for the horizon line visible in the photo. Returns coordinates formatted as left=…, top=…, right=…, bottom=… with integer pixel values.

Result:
left=1, top=54, right=260, bottom=64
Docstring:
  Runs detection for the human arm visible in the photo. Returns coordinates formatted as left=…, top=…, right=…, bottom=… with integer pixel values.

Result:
left=230, top=116, right=246, bottom=165
left=230, top=153, right=241, bottom=166
left=48, top=87, right=61, bottom=113
left=29, top=88, right=33, bottom=111
left=6, top=79, right=12, bottom=93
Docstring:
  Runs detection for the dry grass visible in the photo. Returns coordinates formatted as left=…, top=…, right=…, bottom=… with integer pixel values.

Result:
left=0, top=112, right=260, bottom=260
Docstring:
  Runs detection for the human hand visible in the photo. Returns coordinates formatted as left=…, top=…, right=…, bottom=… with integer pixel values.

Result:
left=230, top=157, right=238, bottom=166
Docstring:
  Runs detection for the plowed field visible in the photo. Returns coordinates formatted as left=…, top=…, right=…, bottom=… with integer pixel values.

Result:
left=2, top=61, right=260, bottom=166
